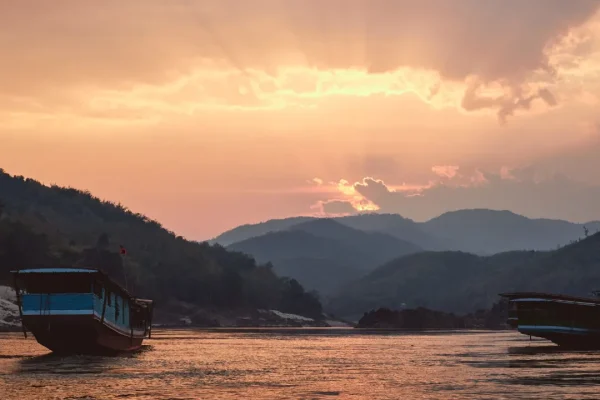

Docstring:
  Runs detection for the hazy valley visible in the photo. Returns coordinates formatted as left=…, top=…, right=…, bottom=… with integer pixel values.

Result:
left=2, top=168, right=600, bottom=326
left=215, top=207, right=600, bottom=320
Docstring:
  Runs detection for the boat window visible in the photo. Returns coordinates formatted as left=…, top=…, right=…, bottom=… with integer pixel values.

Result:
left=130, top=304, right=148, bottom=329
left=93, top=281, right=103, bottom=298
left=107, top=291, right=112, bottom=306
left=115, top=297, right=120, bottom=321
left=18, top=274, right=93, bottom=294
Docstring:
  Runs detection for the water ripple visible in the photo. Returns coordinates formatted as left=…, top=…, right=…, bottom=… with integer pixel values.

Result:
left=2, top=330, right=600, bottom=399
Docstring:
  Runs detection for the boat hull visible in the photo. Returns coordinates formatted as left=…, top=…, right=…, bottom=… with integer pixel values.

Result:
left=11, top=268, right=153, bottom=356
left=501, top=292, right=600, bottom=349
left=518, top=325, right=600, bottom=348
left=23, top=314, right=144, bottom=355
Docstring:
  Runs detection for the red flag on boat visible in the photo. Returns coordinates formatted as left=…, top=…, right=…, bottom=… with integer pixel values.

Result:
left=119, top=245, right=127, bottom=255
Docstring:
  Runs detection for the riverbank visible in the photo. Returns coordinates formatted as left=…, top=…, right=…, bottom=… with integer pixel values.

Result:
left=0, top=285, right=19, bottom=332
left=0, top=288, right=353, bottom=329
left=356, top=303, right=509, bottom=330
left=152, top=303, right=354, bottom=328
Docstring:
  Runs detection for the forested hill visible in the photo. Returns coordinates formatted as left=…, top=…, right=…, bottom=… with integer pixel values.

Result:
left=0, top=169, right=322, bottom=318
left=328, top=231, right=600, bottom=320
left=226, top=219, right=422, bottom=296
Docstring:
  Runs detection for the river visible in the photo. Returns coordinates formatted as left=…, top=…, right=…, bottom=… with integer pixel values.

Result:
left=1, top=329, right=599, bottom=399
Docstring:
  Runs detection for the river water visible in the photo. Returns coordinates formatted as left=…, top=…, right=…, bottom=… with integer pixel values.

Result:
left=1, top=329, right=599, bottom=399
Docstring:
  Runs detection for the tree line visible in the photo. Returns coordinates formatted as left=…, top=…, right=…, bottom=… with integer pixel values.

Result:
left=0, top=170, right=322, bottom=318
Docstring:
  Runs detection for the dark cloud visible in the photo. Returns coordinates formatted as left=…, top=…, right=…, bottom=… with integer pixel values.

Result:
left=347, top=172, right=600, bottom=223
left=538, top=88, right=558, bottom=106
left=461, top=83, right=560, bottom=123
left=1, top=0, right=598, bottom=114
left=354, top=178, right=395, bottom=205
left=320, top=200, right=358, bottom=215
left=285, top=0, right=599, bottom=82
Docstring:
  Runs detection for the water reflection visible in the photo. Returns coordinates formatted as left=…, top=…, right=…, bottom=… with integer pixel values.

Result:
left=16, top=344, right=155, bottom=373
left=2, top=330, right=600, bottom=399
left=507, top=344, right=570, bottom=355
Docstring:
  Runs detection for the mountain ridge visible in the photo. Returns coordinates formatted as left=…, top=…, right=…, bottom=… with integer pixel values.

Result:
left=227, top=219, right=423, bottom=296
left=215, top=209, right=600, bottom=255
left=328, top=232, right=600, bottom=320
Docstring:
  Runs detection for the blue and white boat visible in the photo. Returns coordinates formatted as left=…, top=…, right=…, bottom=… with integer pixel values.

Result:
left=11, top=268, right=153, bottom=355
left=500, top=291, right=600, bottom=348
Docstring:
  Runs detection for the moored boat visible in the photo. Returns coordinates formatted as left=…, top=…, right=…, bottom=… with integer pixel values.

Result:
left=11, top=268, right=153, bottom=355
left=500, top=291, right=600, bottom=348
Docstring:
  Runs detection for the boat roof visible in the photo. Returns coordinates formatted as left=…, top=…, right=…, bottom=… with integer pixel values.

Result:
left=11, top=268, right=153, bottom=305
left=499, top=292, right=600, bottom=305
left=11, top=268, right=99, bottom=274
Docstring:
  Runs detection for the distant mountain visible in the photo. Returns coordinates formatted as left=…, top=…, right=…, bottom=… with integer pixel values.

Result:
left=327, top=251, right=486, bottom=320
left=421, top=209, right=600, bottom=255
left=336, top=214, right=444, bottom=250
left=213, top=214, right=441, bottom=249
left=228, top=230, right=367, bottom=267
left=211, top=217, right=314, bottom=246
left=227, top=230, right=367, bottom=297
left=289, top=219, right=422, bottom=265
left=227, top=220, right=423, bottom=296
left=214, top=209, right=599, bottom=255
left=328, top=232, right=600, bottom=320
left=268, top=257, right=364, bottom=299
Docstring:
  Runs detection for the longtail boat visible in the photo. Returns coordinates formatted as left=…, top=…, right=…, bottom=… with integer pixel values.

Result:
left=500, top=291, right=600, bottom=348
left=11, top=268, right=153, bottom=355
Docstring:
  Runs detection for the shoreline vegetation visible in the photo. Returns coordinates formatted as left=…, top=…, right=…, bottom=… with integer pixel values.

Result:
left=0, top=283, right=352, bottom=330
left=0, top=169, right=324, bottom=326
left=1, top=279, right=509, bottom=331
left=356, top=301, right=509, bottom=330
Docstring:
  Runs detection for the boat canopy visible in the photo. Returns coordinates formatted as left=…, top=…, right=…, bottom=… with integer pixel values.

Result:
left=11, top=267, right=153, bottom=305
left=11, top=268, right=99, bottom=274
left=500, top=292, right=600, bottom=305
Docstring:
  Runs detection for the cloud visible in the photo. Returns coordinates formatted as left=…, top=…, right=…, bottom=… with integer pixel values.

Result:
left=461, top=81, right=560, bottom=123
left=431, top=165, right=459, bottom=179
left=538, top=88, right=559, bottom=106
left=310, top=178, right=382, bottom=216
left=320, top=164, right=600, bottom=222
left=354, top=178, right=396, bottom=204
left=1, top=1, right=599, bottom=121
left=315, top=200, right=359, bottom=216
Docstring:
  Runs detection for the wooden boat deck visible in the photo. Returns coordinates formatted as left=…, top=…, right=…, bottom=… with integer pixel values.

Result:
left=499, top=292, right=600, bottom=305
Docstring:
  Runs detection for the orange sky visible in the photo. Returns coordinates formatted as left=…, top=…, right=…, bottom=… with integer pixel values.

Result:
left=2, top=1, right=600, bottom=239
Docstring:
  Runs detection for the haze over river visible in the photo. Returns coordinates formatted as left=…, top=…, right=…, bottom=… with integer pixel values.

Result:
left=1, top=329, right=599, bottom=399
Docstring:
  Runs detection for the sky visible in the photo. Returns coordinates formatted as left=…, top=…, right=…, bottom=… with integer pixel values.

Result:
left=2, top=0, right=600, bottom=240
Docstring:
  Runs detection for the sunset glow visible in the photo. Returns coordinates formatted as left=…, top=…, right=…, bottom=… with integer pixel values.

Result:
left=2, top=1, right=600, bottom=239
